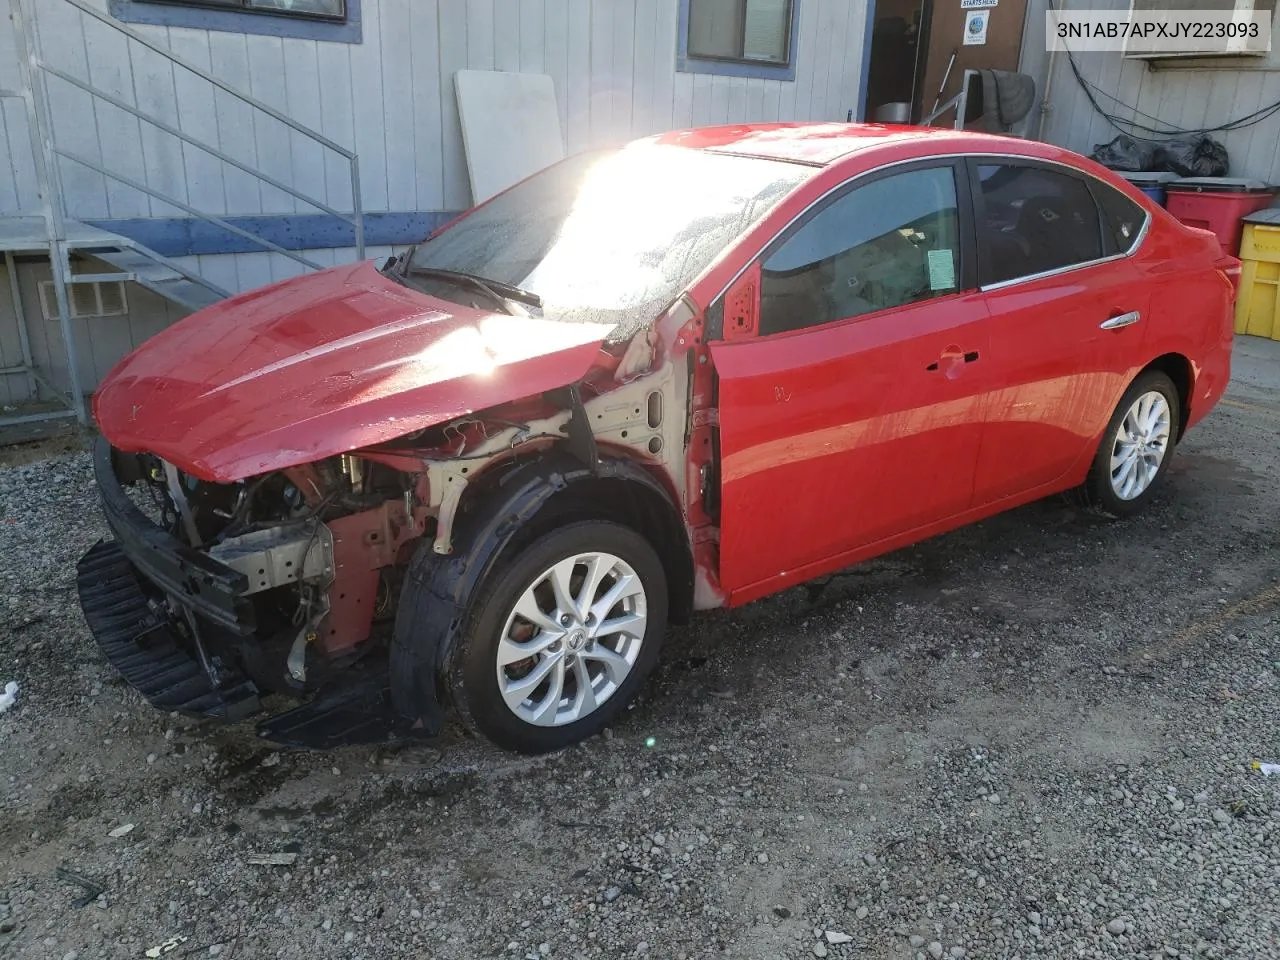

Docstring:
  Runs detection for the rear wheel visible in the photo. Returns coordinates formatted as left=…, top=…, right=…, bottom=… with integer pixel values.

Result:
left=450, top=521, right=668, bottom=754
left=1079, top=371, right=1180, bottom=517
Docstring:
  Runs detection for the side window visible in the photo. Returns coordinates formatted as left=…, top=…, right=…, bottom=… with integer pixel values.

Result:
left=758, top=166, right=962, bottom=335
left=975, top=164, right=1104, bottom=286
left=1093, top=181, right=1147, bottom=255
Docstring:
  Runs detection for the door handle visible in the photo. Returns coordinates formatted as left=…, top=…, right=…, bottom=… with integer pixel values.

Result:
left=926, top=349, right=980, bottom=372
left=1100, top=311, right=1141, bottom=330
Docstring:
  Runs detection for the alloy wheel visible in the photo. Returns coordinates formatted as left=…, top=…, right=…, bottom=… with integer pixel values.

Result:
left=495, top=552, right=648, bottom=727
left=1109, top=390, right=1172, bottom=501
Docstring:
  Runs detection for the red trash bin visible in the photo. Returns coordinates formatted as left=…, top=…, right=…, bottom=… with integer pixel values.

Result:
left=1165, top=177, right=1276, bottom=257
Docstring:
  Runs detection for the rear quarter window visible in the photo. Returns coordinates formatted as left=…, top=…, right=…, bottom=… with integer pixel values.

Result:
left=1093, top=181, right=1148, bottom=256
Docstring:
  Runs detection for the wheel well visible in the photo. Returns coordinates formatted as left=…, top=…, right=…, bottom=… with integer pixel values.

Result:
left=532, top=476, right=695, bottom=626
left=463, top=459, right=696, bottom=626
left=1141, top=353, right=1193, bottom=438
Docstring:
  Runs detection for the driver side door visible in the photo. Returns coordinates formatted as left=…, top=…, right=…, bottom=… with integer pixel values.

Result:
left=709, top=160, right=994, bottom=602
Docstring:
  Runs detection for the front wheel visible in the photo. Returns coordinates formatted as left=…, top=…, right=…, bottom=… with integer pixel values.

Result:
left=449, top=521, right=668, bottom=754
left=1079, top=371, right=1181, bottom=517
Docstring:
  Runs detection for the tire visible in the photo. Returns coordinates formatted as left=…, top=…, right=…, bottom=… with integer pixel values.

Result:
left=447, top=520, right=668, bottom=754
left=1079, top=370, right=1181, bottom=518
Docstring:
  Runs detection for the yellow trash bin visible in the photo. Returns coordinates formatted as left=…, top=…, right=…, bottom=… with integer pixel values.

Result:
left=1235, top=207, right=1280, bottom=340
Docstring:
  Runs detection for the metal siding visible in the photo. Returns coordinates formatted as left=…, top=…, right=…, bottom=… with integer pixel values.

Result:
left=169, top=27, right=227, bottom=217
left=0, top=0, right=875, bottom=312
left=281, top=34, right=328, bottom=212
left=1031, top=0, right=1280, bottom=183
left=246, top=35, right=295, bottom=214
left=0, top=260, right=21, bottom=405
left=379, top=0, right=415, bottom=212
left=410, top=0, right=445, bottom=212
left=209, top=30, right=264, bottom=216
left=4, top=0, right=875, bottom=226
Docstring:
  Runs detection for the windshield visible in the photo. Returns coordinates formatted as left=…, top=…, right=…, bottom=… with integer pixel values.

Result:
left=404, top=143, right=810, bottom=341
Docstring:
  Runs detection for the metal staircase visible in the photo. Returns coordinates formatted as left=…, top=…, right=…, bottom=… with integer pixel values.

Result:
left=1, top=0, right=365, bottom=427
left=86, top=246, right=227, bottom=314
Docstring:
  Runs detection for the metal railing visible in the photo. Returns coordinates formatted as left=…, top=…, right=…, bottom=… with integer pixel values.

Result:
left=0, top=90, right=45, bottom=414
left=1, top=11, right=85, bottom=424
left=49, top=0, right=365, bottom=266
left=3, top=0, right=366, bottom=425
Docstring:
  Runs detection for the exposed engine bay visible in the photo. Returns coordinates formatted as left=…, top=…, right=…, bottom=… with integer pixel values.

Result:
left=80, top=324, right=695, bottom=747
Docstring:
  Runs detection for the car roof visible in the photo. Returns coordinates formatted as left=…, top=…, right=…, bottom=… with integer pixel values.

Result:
left=648, top=122, right=1069, bottom=168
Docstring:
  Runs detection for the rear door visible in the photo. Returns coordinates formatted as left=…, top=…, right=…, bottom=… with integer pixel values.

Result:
left=709, top=160, right=993, bottom=598
left=968, top=159, right=1153, bottom=506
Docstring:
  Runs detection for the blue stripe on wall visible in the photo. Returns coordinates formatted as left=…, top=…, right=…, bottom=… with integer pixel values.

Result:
left=82, top=212, right=460, bottom=258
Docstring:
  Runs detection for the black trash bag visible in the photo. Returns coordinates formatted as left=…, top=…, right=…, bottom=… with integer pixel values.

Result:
left=1090, top=134, right=1157, bottom=172
left=1154, top=136, right=1229, bottom=177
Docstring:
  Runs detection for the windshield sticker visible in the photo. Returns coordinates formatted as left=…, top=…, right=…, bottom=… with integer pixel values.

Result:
left=927, top=249, right=957, bottom=291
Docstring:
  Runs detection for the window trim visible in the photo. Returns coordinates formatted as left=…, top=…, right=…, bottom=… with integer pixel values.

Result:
left=677, top=0, right=802, bottom=81
left=108, top=0, right=362, bottom=43
left=966, top=156, right=1152, bottom=293
left=1088, top=178, right=1148, bottom=258
left=747, top=157, right=978, bottom=339
left=705, top=152, right=1153, bottom=338
left=148, top=0, right=345, bottom=22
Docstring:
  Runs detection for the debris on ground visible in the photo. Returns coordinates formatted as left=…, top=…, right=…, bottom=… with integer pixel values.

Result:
left=245, top=853, right=298, bottom=866
left=53, top=868, right=105, bottom=909
left=0, top=680, right=18, bottom=713
left=143, top=936, right=187, bottom=958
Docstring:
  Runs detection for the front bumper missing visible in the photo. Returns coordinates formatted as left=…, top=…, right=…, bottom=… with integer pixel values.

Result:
left=79, top=437, right=414, bottom=748
left=91, top=437, right=256, bottom=636
left=76, top=540, right=261, bottom=719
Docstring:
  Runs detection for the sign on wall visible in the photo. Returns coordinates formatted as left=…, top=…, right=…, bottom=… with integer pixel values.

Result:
left=964, top=9, right=991, bottom=44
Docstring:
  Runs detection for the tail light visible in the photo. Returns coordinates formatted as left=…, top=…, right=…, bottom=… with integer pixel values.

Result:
left=1215, top=255, right=1242, bottom=297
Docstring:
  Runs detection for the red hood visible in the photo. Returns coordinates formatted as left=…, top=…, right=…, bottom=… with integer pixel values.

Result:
left=94, top=261, right=613, bottom=481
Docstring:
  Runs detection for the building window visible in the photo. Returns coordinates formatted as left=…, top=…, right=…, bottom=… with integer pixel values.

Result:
left=108, top=0, right=362, bottom=42
left=678, top=0, right=800, bottom=81
left=149, top=0, right=345, bottom=20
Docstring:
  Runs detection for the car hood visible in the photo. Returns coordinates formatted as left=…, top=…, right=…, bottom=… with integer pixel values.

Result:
left=94, top=261, right=613, bottom=481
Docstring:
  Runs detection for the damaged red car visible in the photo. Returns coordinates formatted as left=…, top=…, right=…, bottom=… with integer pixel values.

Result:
left=80, top=123, right=1237, bottom=754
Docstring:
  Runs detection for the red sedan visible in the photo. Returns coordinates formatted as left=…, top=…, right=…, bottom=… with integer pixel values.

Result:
left=81, top=123, right=1237, bottom=754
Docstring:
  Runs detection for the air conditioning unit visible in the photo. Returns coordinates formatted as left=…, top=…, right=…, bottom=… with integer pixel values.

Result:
left=1123, top=0, right=1274, bottom=60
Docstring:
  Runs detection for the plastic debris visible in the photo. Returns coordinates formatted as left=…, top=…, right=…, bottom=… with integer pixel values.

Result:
left=107, top=823, right=135, bottom=838
left=0, top=680, right=18, bottom=713
left=145, top=935, right=189, bottom=958
left=247, top=852, right=298, bottom=866
left=1158, top=135, right=1229, bottom=177
left=1252, top=761, right=1280, bottom=777
left=54, top=867, right=105, bottom=908
left=1090, top=134, right=1156, bottom=172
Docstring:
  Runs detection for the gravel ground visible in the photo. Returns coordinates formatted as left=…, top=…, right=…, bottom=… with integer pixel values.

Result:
left=2, top=338, right=1279, bottom=960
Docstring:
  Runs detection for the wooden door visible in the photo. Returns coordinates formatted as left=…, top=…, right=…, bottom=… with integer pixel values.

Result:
left=916, top=0, right=1029, bottom=122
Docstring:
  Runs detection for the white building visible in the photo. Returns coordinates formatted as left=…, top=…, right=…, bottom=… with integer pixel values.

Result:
left=1, top=0, right=1274, bottom=426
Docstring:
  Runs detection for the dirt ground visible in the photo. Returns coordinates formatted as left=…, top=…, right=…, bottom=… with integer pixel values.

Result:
left=2, top=338, right=1279, bottom=960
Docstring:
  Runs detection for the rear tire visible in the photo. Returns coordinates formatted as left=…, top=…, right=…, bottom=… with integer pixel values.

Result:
left=1078, top=371, right=1180, bottom=518
left=448, top=521, right=668, bottom=754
